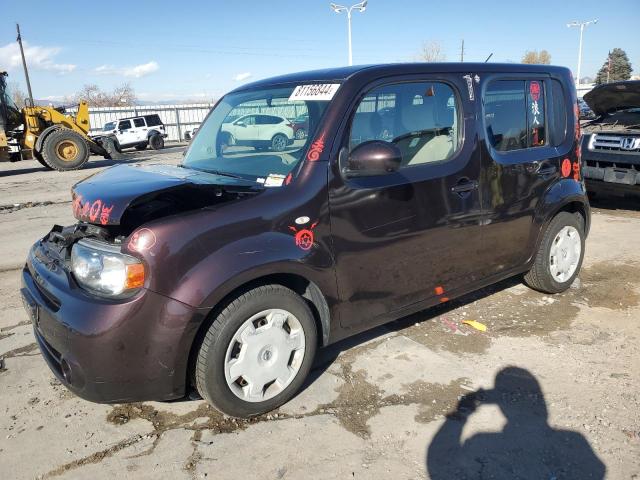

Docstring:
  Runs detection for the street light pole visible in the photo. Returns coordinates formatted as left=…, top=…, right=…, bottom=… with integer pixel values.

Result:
left=567, top=19, right=598, bottom=86
left=330, top=1, right=367, bottom=66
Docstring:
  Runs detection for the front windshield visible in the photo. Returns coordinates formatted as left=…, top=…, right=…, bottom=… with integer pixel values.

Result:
left=103, top=122, right=116, bottom=131
left=183, top=84, right=338, bottom=184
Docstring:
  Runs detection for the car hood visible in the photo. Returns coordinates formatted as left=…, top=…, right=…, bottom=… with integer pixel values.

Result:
left=583, top=81, right=640, bottom=116
left=71, top=163, right=261, bottom=229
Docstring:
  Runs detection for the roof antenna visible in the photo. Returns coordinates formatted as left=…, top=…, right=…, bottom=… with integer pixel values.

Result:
left=484, top=53, right=493, bottom=63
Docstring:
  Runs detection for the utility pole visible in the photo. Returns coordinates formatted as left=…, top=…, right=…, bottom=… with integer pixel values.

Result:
left=16, top=23, right=34, bottom=107
left=460, top=39, right=465, bottom=62
left=606, top=51, right=611, bottom=83
left=567, top=19, right=598, bottom=86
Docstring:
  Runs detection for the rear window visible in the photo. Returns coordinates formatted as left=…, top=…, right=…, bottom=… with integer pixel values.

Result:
left=484, top=80, right=546, bottom=151
left=144, top=114, right=162, bottom=127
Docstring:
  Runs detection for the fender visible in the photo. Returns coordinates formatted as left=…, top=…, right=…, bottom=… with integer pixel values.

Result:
left=146, top=129, right=161, bottom=139
left=528, top=178, right=590, bottom=263
left=34, top=125, right=61, bottom=152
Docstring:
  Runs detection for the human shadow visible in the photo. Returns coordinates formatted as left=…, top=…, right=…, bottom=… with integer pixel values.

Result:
left=426, top=367, right=605, bottom=480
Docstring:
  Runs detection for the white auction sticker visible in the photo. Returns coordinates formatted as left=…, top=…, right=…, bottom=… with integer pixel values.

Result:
left=288, top=84, right=340, bottom=102
left=264, top=173, right=286, bottom=187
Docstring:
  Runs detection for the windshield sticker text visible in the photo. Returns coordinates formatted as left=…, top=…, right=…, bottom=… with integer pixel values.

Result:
left=288, top=84, right=340, bottom=102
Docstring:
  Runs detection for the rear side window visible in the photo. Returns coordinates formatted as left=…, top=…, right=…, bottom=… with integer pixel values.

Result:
left=484, top=80, right=546, bottom=151
left=550, top=79, right=567, bottom=146
left=145, top=114, right=162, bottom=127
left=133, top=118, right=145, bottom=127
left=349, top=81, right=460, bottom=168
left=256, top=115, right=282, bottom=125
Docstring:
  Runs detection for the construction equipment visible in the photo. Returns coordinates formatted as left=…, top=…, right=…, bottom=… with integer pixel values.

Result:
left=0, top=26, right=117, bottom=171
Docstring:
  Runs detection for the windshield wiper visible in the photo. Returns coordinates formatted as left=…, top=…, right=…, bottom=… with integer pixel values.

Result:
left=180, top=164, right=246, bottom=180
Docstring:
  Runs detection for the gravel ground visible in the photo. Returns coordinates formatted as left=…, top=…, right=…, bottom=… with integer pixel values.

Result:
left=1, top=147, right=639, bottom=479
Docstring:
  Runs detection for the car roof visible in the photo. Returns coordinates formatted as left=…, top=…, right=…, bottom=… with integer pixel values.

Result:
left=233, top=63, right=571, bottom=92
left=119, top=114, right=161, bottom=121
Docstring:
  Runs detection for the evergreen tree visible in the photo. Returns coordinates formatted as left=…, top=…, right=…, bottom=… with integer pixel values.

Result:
left=595, top=48, right=632, bottom=84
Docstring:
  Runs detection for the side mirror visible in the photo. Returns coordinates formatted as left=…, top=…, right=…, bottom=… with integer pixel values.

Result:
left=341, top=141, right=402, bottom=178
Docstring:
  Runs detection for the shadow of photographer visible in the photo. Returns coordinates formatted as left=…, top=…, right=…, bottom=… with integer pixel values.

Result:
left=426, top=366, right=605, bottom=479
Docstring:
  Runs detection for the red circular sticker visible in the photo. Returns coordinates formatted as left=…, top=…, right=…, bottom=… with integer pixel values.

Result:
left=561, top=158, right=572, bottom=177
left=295, top=229, right=314, bottom=251
left=529, top=81, right=541, bottom=102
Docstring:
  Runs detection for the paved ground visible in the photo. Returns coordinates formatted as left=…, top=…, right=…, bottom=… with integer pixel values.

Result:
left=1, top=148, right=639, bottom=479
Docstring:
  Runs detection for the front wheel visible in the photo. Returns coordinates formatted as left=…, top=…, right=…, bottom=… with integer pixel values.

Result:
left=41, top=129, right=90, bottom=171
left=195, top=285, right=317, bottom=418
left=271, top=134, right=288, bottom=152
left=295, top=128, right=306, bottom=140
left=524, top=212, right=585, bottom=293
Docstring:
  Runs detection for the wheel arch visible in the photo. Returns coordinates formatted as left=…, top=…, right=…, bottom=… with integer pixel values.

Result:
left=146, top=129, right=161, bottom=139
left=34, top=125, right=62, bottom=152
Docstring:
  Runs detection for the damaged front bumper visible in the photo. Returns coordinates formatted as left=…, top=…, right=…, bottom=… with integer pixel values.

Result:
left=20, top=236, right=206, bottom=403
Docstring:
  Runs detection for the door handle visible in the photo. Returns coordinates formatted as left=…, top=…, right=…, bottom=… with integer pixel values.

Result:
left=451, top=179, right=479, bottom=195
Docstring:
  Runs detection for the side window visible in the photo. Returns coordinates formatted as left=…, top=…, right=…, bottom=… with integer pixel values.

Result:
left=133, top=118, right=145, bottom=127
left=349, top=81, right=460, bottom=167
left=118, top=120, right=132, bottom=131
left=484, top=79, right=546, bottom=152
left=145, top=115, right=162, bottom=127
left=550, top=79, right=567, bottom=146
left=241, top=115, right=256, bottom=126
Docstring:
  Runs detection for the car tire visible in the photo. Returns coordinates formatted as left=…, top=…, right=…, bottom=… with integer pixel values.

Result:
left=149, top=134, right=164, bottom=150
left=271, top=134, right=288, bottom=152
left=135, top=142, right=148, bottom=151
left=41, top=128, right=90, bottom=171
left=295, top=128, right=306, bottom=140
left=195, top=284, right=317, bottom=418
left=524, top=211, right=585, bottom=294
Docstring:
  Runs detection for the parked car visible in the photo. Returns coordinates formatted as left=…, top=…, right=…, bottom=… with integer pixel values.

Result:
left=581, top=80, right=640, bottom=197
left=578, top=98, right=596, bottom=120
left=92, top=114, right=167, bottom=151
left=21, top=63, right=588, bottom=418
left=184, top=127, right=198, bottom=142
left=291, top=113, right=309, bottom=139
left=221, top=113, right=294, bottom=151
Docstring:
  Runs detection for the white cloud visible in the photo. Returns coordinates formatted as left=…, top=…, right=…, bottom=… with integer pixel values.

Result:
left=94, top=61, right=159, bottom=78
left=0, top=41, right=76, bottom=74
left=233, top=72, right=252, bottom=82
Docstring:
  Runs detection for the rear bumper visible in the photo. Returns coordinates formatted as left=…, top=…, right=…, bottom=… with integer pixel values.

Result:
left=20, top=241, right=206, bottom=403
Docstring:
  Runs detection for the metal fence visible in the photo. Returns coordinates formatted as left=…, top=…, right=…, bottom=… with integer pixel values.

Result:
left=70, top=104, right=214, bottom=142
left=72, top=101, right=311, bottom=142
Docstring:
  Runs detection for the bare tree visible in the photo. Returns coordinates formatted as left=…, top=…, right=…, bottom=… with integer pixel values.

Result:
left=418, top=41, right=446, bottom=62
left=69, top=83, right=137, bottom=107
left=8, top=82, right=28, bottom=108
left=522, top=50, right=552, bottom=65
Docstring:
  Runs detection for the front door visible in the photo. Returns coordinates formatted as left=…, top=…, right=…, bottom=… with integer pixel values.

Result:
left=116, top=119, right=136, bottom=146
left=329, top=76, right=484, bottom=329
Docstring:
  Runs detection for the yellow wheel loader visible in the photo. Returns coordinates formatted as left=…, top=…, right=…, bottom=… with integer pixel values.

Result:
left=0, top=71, right=118, bottom=171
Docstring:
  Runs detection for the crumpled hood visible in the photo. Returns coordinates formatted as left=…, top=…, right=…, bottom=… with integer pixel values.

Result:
left=583, top=80, right=640, bottom=116
left=71, top=163, right=260, bottom=226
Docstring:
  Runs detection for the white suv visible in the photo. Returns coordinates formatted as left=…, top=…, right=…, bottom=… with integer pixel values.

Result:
left=221, top=114, right=294, bottom=152
left=95, top=114, right=167, bottom=151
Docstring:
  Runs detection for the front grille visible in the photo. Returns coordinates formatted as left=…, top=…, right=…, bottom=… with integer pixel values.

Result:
left=585, top=159, right=639, bottom=170
left=589, top=133, right=640, bottom=153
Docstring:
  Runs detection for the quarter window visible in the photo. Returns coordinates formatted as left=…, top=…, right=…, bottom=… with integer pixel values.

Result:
left=349, top=81, right=460, bottom=168
left=145, top=115, right=162, bottom=127
left=484, top=80, right=546, bottom=152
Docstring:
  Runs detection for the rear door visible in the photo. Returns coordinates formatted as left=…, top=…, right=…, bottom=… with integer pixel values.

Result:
left=132, top=117, right=147, bottom=142
left=329, top=75, right=485, bottom=328
left=478, top=75, right=568, bottom=275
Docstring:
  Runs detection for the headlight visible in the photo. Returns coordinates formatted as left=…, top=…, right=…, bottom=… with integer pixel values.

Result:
left=71, top=239, right=145, bottom=297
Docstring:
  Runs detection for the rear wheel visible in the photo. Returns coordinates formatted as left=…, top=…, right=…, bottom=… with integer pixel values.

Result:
left=149, top=134, right=164, bottom=150
left=195, top=284, right=317, bottom=418
left=41, top=129, right=90, bottom=171
left=271, top=134, right=288, bottom=152
left=524, top=212, right=585, bottom=293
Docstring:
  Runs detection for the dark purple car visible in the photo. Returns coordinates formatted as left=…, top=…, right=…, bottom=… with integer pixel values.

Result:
left=21, top=63, right=589, bottom=417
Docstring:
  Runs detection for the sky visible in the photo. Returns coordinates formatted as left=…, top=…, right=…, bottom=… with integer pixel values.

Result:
left=1, top=0, right=639, bottom=103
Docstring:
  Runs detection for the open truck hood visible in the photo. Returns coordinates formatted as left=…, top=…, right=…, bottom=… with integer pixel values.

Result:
left=583, top=80, right=640, bottom=116
left=71, top=164, right=261, bottom=231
